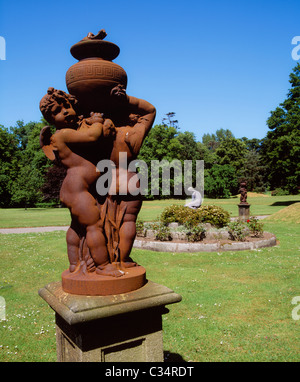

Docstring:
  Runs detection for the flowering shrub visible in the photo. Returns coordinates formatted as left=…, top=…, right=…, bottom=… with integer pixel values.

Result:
left=228, top=217, right=264, bottom=241
left=160, top=204, right=230, bottom=228
left=246, top=216, right=264, bottom=237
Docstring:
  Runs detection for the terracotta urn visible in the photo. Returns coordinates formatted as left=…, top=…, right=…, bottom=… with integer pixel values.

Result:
left=65, top=30, right=127, bottom=114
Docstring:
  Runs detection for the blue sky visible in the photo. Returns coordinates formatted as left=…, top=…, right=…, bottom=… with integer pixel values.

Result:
left=0, top=0, right=299, bottom=141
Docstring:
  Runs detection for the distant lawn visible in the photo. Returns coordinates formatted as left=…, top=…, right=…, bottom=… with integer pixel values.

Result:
left=0, top=219, right=299, bottom=361
left=0, top=208, right=70, bottom=228
left=0, top=194, right=299, bottom=227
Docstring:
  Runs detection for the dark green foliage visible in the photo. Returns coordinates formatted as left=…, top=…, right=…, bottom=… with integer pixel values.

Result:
left=238, top=150, right=266, bottom=193
left=160, top=204, right=200, bottom=226
left=204, top=164, right=238, bottom=198
left=152, top=222, right=172, bottom=241
left=227, top=220, right=249, bottom=241
left=185, top=224, right=206, bottom=242
left=247, top=216, right=264, bottom=237
left=0, top=125, right=20, bottom=206
left=160, top=204, right=230, bottom=228
left=41, top=161, right=67, bottom=204
left=261, top=63, right=300, bottom=194
left=0, top=119, right=51, bottom=207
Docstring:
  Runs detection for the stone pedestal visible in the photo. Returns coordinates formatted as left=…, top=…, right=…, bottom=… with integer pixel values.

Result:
left=38, top=280, right=181, bottom=362
left=238, top=203, right=250, bottom=221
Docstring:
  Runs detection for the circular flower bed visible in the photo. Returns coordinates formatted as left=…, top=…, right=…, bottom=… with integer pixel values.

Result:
left=134, top=207, right=277, bottom=252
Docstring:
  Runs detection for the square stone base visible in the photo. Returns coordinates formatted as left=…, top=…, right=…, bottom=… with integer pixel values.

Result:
left=39, top=280, right=182, bottom=362
left=238, top=203, right=251, bottom=221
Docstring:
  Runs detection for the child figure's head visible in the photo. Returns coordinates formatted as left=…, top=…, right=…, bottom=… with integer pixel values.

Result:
left=40, top=87, right=78, bottom=129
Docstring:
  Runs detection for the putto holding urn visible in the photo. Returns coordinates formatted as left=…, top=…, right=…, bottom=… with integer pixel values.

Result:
left=39, top=29, right=156, bottom=295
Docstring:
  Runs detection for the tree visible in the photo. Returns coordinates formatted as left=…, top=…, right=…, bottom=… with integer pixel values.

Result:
left=196, top=141, right=217, bottom=170
left=138, top=113, right=201, bottom=198
left=41, top=161, right=67, bottom=204
left=204, top=164, right=238, bottom=198
left=11, top=165, right=44, bottom=208
left=202, top=132, right=218, bottom=151
left=162, top=112, right=178, bottom=128
left=138, top=123, right=182, bottom=163
left=239, top=150, right=266, bottom=192
left=261, top=63, right=300, bottom=193
left=8, top=119, right=51, bottom=207
left=241, top=137, right=262, bottom=152
left=215, top=137, right=247, bottom=174
left=0, top=125, right=19, bottom=206
left=177, top=131, right=200, bottom=161
left=202, top=128, right=235, bottom=151
left=138, top=123, right=183, bottom=198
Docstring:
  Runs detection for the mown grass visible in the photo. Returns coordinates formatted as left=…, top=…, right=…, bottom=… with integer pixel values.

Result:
left=0, top=231, right=68, bottom=361
left=0, top=215, right=299, bottom=361
left=0, top=194, right=299, bottom=227
left=0, top=208, right=70, bottom=228
left=134, top=220, right=300, bottom=361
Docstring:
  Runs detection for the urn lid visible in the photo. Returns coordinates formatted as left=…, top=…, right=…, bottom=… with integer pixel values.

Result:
left=70, top=29, right=120, bottom=61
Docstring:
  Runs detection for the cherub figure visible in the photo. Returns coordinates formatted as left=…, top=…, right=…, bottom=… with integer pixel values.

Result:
left=239, top=181, right=248, bottom=204
left=39, top=87, right=122, bottom=277
left=105, top=85, right=156, bottom=269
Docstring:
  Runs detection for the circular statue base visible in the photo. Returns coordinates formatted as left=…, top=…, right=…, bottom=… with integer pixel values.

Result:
left=62, top=266, right=146, bottom=296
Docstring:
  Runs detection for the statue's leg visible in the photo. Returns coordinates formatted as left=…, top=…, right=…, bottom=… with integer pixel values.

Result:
left=66, top=224, right=80, bottom=272
left=118, top=199, right=142, bottom=268
left=69, top=193, right=106, bottom=267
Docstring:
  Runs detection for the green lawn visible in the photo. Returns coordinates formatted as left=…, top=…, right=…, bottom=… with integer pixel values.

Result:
left=0, top=205, right=299, bottom=361
left=1, top=194, right=300, bottom=227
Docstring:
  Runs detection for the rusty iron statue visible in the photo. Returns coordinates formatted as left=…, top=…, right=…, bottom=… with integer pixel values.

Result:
left=39, top=30, right=156, bottom=295
left=239, top=181, right=248, bottom=204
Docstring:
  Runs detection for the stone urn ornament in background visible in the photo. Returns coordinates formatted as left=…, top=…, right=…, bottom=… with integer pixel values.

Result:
left=39, top=29, right=156, bottom=296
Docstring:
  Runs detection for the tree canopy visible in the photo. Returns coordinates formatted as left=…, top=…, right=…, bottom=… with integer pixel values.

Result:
left=261, top=63, right=300, bottom=194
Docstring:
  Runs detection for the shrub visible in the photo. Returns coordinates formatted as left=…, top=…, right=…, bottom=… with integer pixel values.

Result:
left=271, top=188, right=290, bottom=196
left=197, top=205, right=230, bottom=228
left=152, top=222, right=173, bottom=241
left=160, top=204, right=230, bottom=228
left=227, top=220, right=250, bottom=241
left=247, top=216, right=264, bottom=237
left=160, top=205, right=199, bottom=226
left=186, top=224, right=206, bottom=242
left=136, top=219, right=146, bottom=237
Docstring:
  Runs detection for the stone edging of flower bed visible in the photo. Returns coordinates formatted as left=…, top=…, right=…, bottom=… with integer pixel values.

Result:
left=133, top=233, right=277, bottom=253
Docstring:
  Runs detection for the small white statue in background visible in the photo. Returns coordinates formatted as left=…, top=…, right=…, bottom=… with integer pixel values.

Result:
left=185, top=187, right=202, bottom=209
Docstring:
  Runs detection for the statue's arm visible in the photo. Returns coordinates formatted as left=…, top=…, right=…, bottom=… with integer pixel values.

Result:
left=125, top=96, right=156, bottom=155
left=55, top=122, right=103, bottom=144
left=127, top=95, right=156, bottom=131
